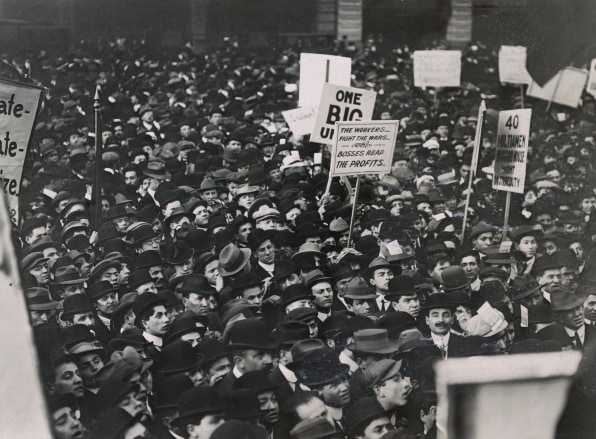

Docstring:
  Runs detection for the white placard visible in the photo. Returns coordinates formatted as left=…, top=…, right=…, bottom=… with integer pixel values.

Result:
left=498, top=46, right=532, bottom=85
left=282, top=106, right=318, bottom=136
left=299, top=53, right=351, bottom=108
left=413, top=50, right=461, bottom=88
left=527, top=67, right=588, bottom=108
left=330, top=120, right=398, bottom=176
left=492, top=109, right=532, bottom=194
left=311, top=84, right=377, bottom=145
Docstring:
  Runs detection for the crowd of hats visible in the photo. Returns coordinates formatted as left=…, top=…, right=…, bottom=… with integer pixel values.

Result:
left=10, top=33, right=596, bottom=439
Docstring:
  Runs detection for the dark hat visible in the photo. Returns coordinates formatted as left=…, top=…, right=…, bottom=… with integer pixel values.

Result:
left=25, top=287, right=58, bottom=311
left=273, top=260, right=300, bottom=283
left=529, top=303, right=554, bottom=324
left=532, top=255, right=561, bottom=277
left=363, top=358, right=404, bottom=388
left=153, top=373, right=194, bottom=412
left=284, top=307, right=317, bottom=324
left=155, top=188, right=185, bottom=208
left=345, top=397, right=387, bottom=434
left=132, top=293, right=167, bottom=327
left=225, top=388, right=263, bottom=420
left=247, top=229, right=276, bottom=251
left=218, top=243, right=251, bottom=276
left=440, top=266, right=471, bottom=291
left=274, top=321, right=311, bottom=346
left=290, top=417, right=344, bottom=439
left=196, top=338, right=229, bottom=365
left=105, top=205, right=129, bottom=221
left=280, top=284, right=314, bottom=308
left=548, top=285, right=583, bottom=311
left=347, top=328, right=399, bottom=355
left=29, top=236, right=60, bottom=254
left=484, top=245, right=515, bottom=264
left=344, top=276, right=377, bottom=300
left=297, top=348, right=349, bottom=388
left=87, top=280, right=118, bottom=301
left=21, top=216, right=47, bottom=236
left=158, top=339, right=204, bottom=374
left=60, top=324, right=99, bottom=353
left=509, top=275, right=542, bottom=301
left=179, top=274, right=216, bottom=296
left=286, top=339, right=326, bottom=372
left=89, top=258, right=121, bottom=281
left=172, top=387, right=225, bottom=428
left=212, top=421, right=268, bottom=439
left=21, top=251, right=48, bottom=271
left=235, top=370, right=276, bottom=393
left=167, top=240, right=194, bottom=265
left=422, top=293, right=455, bottom=313
left=227, top=318, right=279, bottom=350
left=91, top=408, right=139, bottom=439
left=386, top=275, right=420, bottom=299
left=469, top=224, right=496, bottom=241
left=97, top=378, right=139, bottom=412
left=362, top=257, right=397, bottom=280
left=109, top=327, right=152, bottom=352
left=510, top=225, right=544, bottom=242
left=135, top=250, right=162, bottom=269
left=127, top=269, right=154, bottom=290
left=302, top=269, right=334, bottom=289
left=61, top=294, right=94, bottom=320
left=164, top=316, right=208, bottom=345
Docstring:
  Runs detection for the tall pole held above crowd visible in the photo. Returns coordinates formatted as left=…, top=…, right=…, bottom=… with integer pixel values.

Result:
left=93, top=86, right=102, bottom=229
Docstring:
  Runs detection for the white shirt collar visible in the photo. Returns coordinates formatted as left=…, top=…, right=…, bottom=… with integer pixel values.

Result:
left=233, top=365, right=244, bottom=379
left=564, top=325, right=585, bottom=344
left=430, top=332, right=450, bottom=347
left=143, top=331, right=163, bottom=348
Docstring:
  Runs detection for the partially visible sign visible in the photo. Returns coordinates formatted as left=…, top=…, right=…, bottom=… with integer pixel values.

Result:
left=498, top=46, right=532, bottom=85
left=298, top=53, right=351, bottom=108
left=311, top=84, right=377, bottom=145
left=586, top=59, right=596, bottom=98
left=413, top=50, right=461, bottom=88
left=493, top=109, right=532, bottom=194
left=0, top=78, right=43, bottom=223
left=527, top=67, right=588, bottom=108
left=282, top=106, right=318, bottom=136
left=330, top=120, right=398, bottom=176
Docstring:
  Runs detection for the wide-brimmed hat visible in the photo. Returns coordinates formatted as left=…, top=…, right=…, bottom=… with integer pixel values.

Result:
left=509, top=275, right=542, bottom=301
left=25, top=287, right=58, bottom=311
left=143, top=161, right=171, bottom=180
left=233, top=184, right=260, bottom=200
left=21, top=252, right=48, bottom=271
left=286, top=338, right=326, bottom=372
left=218, top=243, right=251, bottom=276
left=128, top=222, right=159, bottom=246
left=344, top=276, right=377, bottom=300
left=549, top=285, right=584, bottom=311
left=361, top=257, right=397, bottom=280
left=510, top=225, right=544, bottom=242
left=179, top=274, right=216, bottom=296
left=440, top=266, right=471, bottom=291
left=227, top=318, right=279, bottom=350
left=302, top=269, right=334, bottom=289
left=347, top=328, right=399, bottom=355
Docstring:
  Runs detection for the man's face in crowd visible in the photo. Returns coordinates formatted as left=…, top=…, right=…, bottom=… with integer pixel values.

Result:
left=193, top=205, right=210, bottom=226
left=143, top=305, right=170, bottom=336
left=95, top=291, right=118, bottom=316
left=30, top=309, right=52, bottom=326
left=136, top=281, right=158, bottom=295
left=517, top=236, right=537, bottom=259
left=559, top=305, right=584, bottom=331
left=26, top=226, right=48, bottom=245
left=311, top=281, right=333, bottom=310
left=52, top=362, right=84, bottom=398
left=581, top=196, right=596, bottom=215
left=392, top=294, right=420, bottom=318
left=375, top=372, right=412, bottom=407
left=560, top=266, right=577, bottom=288
left=99, top=267, right=120, bottom=288
left=569, top=242, right=585, bottom=261
left=173, top=257, right=194, bottom=277
left=256, top=239, right=275, bottom=264
left=200, top=189, right=218, bottom=204
left=52, top=406, right=84, bottom=439
left=30, top=261, right=50, bottom=284
left=209, top=112, right=223, bottom=125
left=257, top=390, right=279, bottom=424
left=184, top=292, right=211, bottom=315
left=541, top=240, right=558, bottom=255
left=78, top=352, right=104, bottom=388
left=536, top=269, right=561, bottom=286
left=242, top=286, right=265, bottom=309
left=460, top=256, right=479, bottom=280
left=206, top=357, right=232, bottom=386
left=430, top=260, right=450, bottom=282
left=370, top=268, right=394, bottom=292
left=472, top=232, right=493, bottom=253
left=141, top=236, right=161, bottom=252
left=72, top=312, right=95, bottom=329
left=350, top=299, right=375, bottom=317
left=318, top=376, right=350, bottom=408
left=361, top=417, right=395, bottom=439
left=188, top=414, right=225, bottom=439
left=240, top=349, right=273, bottom=373
left=426, top=308, right=453, bottom=335
left=148, top=265, right=166, bottom=288
left=583, top=294, right=596, bottom=322
left=238, top=193, right=255, bottom=210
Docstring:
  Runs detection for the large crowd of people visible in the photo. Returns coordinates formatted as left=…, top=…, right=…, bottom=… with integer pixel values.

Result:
left=9, top=34, right=596, bottom=439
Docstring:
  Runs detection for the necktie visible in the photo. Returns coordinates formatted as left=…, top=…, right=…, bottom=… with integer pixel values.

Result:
left=575, top=332, right=582, bottom=348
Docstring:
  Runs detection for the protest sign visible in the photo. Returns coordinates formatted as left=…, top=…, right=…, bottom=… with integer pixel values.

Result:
left=498, top=46, right=532, bottom=85
left=526, top=67, right=588, bottom=108
left=298, top=53, right=351, bottom=108
left=586, top=59, right=596, bottom=98
left=0, top=78, right=43, bottom=223
left=310, top=83, right=377, bottom=145
left=330, top=120, right=398, bottom=176
left=413, top=50, right=461, bottom=88
left=282, top=106, right=318, bottom=136
left=492, top=109, right=532, bottom=194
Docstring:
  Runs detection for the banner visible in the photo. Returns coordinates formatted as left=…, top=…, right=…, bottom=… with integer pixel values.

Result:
left=0, top=78, right=43, bottom=223
left=413, top=50, right=461, bottom=88
left=282, top=106, right=318, bottom=136
left=310, top=83, right=377, bottom=145
left=586, top=59, right=596, bottom=98
left=526, top=67, right=588, bottom=108
left=493, top=109, right=532, bottom=194
left=498, top=46, right=532, bottom=85
left=298, top=53, right=351, bottom=108
left=330, top=120, right=398, bottom=176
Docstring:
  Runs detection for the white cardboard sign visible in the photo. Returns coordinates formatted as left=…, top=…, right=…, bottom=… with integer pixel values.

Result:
left=299, top=53, right=351, bottom=108
left=492, top=109, right=532, bottom=194
left=330, top=120, right=398, bottom=176
left=282, top=106, right=318, bottom=136
left=498, top=46, right=532, bottom=85
left=527, top=67, right=588, bottom=108
left=413, top=50, right=461, bottom=88
left=310, top=83, right=377, bottom=145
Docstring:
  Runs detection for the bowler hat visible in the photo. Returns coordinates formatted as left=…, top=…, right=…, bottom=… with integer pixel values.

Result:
left=227, top=318, right=279, bottom=350
left=290, top=417, right=343, bottom=439
left=284, top=307, right=317, bottom=324
left=172, top=387, right=225, bottom=429
left=422, top=293, right=455, bottom=313
left=469, top=224, right=496, bottom=241
left=167, top=240, right=194, bottom=265
left=164, top=316, right=208, bottom=345
left=92, top=408, right=140, bottom=439
left=179, top=274, right=216, bottom=296
left=274, top=321, right=311, bottom=346
left=109, top=327, right=152, bottom=353
left=212, top=420, right=268, bottom=439
left=135, top=250, right=162, bottom=269
left=87, top=281, right=118, bottom=301
left=347, top=328, right=399, bottom=355
left=440, top=266, right=471, bottom=291
left=281, top=284, right=314, bottom=308
left=247, top=229, right=276, bottom=251
left=89, top=258, right=121, bottom=281
left=61, top=294, right=94, bottom=320
left=132, top=294, right=167, bottom=327
left=345, top=397, right=387, bottom=434
left=375, top=312, right=416, bottom=339
left=97, top=378, right=139, bottom=412
left=225, top=389, right=263, bottom=420
left=153, top=374, right=194, bottom=412
left=127, top=269, right=154, bottom=291
left=196, top=339, right=228, bottom=364
left=386, top=275, right=420, bottom=299
left=297, top=348, right=349, bottom=388
left=235, top=370, right=276, bottom=393
left=158, top=339, right=204, bottom=374
left=105, top=205, right=128, bottom=221
left=128, top=222, right=158, bottom=246
left=531, top=255, right=561, bottom=277
left=21, top=216, right=47, bottom=237
left=273, top=260, right=299, bottom=283
left=363, top=358, right=404, bottom=388
left=218, top=243, right=251, bottom=276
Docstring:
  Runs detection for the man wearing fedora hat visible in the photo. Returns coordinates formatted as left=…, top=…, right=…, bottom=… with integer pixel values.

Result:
left=87, top=281, right=120, bottom=337
left=345, top=397, right=395, bottom=439
left=52, top=265, right=87, bottom=299
left=343, top=276, right=377, bottom=319
left=549, top=285, right=596, bottom=349
left=363, top=257, right=399, bottom=314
